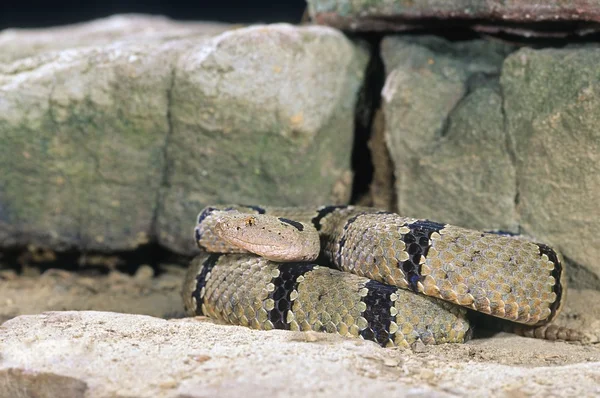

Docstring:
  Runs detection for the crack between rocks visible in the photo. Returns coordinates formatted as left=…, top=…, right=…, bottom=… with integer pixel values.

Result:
left=349, top=35, right=385, bottom=203
left=437, top=87, right=469, bottom=139
left=439, top=72, right=497, bottom=139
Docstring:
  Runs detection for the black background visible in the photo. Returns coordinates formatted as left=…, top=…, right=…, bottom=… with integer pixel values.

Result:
left=0, top=1, right=307, bottom=29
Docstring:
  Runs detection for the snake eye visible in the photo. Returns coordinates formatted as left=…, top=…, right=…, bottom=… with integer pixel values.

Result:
left=245, top=216, right=256, bottom=226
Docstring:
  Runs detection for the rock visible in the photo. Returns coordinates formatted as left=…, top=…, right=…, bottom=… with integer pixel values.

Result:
left=380, top=37, right=600, bottom=281
left=0, top=14, right=231, bottom=64
left=158, top=24, right=368, bottom=254
left=306, top=0, right=600, bottom=36
left=501, top=47, right=600, bottom=275
left=381, top=36, right=517, bottom=232
left=0, top=16, right=369, bottom=255
left=0, top=369, right=88, bottom=398
left=381, top=37, right=600, bottom=281
left=1, top=311, right=600, bottom=397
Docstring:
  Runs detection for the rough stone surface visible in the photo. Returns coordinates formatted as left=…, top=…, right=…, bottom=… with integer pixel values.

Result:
left=381, top=37, right=600, bottom=281
left=381, top=36, right=517, bottom=232
left=501, top=47, right=600, bottom=279
left=1, top=311, right=600, bottom=398
left=0, top=16, right=368, bottom=255
left=307, top=0, right=600, bottom=35
left=159, top=24, right=368, bottom=254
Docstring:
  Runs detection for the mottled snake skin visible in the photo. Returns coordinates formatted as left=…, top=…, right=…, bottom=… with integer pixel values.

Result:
left=183, top=253, right=471, bottom=346
left=183, top=205, right=578, bottom=347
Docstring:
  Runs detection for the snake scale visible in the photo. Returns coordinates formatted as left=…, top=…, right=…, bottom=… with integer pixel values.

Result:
left=183, top=205, right=581, bottom=347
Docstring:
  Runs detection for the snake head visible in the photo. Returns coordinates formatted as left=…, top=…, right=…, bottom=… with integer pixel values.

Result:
left=214, top=213, right=320, bottom=262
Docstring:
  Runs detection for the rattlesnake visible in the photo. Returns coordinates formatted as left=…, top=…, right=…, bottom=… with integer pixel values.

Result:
left=183, top=205, right=581, bottom=347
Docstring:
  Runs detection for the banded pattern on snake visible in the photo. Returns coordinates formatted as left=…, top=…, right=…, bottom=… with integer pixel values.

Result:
left=183, top=205, right=580, bottom=347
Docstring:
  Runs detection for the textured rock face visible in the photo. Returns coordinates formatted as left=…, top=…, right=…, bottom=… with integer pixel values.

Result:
left=0, top=16, right=368, bottom=255
left=307, top=0, right=600, bottom=34
left=158, top=25, right=368, bottom=254
left=381, top=36, right=517, bottom=232
left=502, top=47, right=600, bottom=272
left=1, top=311, right=600, bottom=398
left=381, top=37, right=600, bottom=280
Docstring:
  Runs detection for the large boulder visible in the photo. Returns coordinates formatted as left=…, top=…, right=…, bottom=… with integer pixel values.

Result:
left=501, top=47, right=600, bottom=273
left=0, top=16, right=369, bottom=255
left=159, top=24, right=368, bottom=254
left=1, top=311, right=600, bottom=397
left=381, top=36, right=517, bottom=232
left=380, top=36, right=600, bottom=281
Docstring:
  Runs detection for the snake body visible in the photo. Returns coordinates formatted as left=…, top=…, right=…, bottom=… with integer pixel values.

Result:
left=183, top=205, right=577, bottom=347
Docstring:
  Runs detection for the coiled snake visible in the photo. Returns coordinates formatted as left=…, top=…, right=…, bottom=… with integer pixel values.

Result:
left=183, top=205, right=581, bottom=347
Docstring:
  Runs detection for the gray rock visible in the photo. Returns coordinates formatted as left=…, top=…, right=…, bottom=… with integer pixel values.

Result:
left=0, top=369, right=88, bottom=398
left=307, top=0, right=600, bottom=36
left=0, top=34, right=178, bottom=253
left=501, top=47, right=600, bottom=273
left=159, top=24, right=368, bottom=254
left=0, top=16, right=368, bottom=255
left=381, top=37, right=600, bottom=280
left=1, top=311, right=600, bottom=397
left=381, top=36, right=517, bottom=231
left=0, top=14, right=231, bottom=64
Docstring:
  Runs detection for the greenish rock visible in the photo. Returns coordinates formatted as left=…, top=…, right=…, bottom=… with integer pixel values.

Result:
left=382, top=37, right=600, bottom=280
left=159, top=25, right=368, bottom=254
left=381, top=36, right=517, bottom=231
left=0, top=17, right=368, bottom=255
left=0, top=39, right=177, bottom=252
left=501, top=47, right=600, bottom=273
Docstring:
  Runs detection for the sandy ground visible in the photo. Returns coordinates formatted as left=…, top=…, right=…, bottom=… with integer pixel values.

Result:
left=0, top=263, right=187, bottom=324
